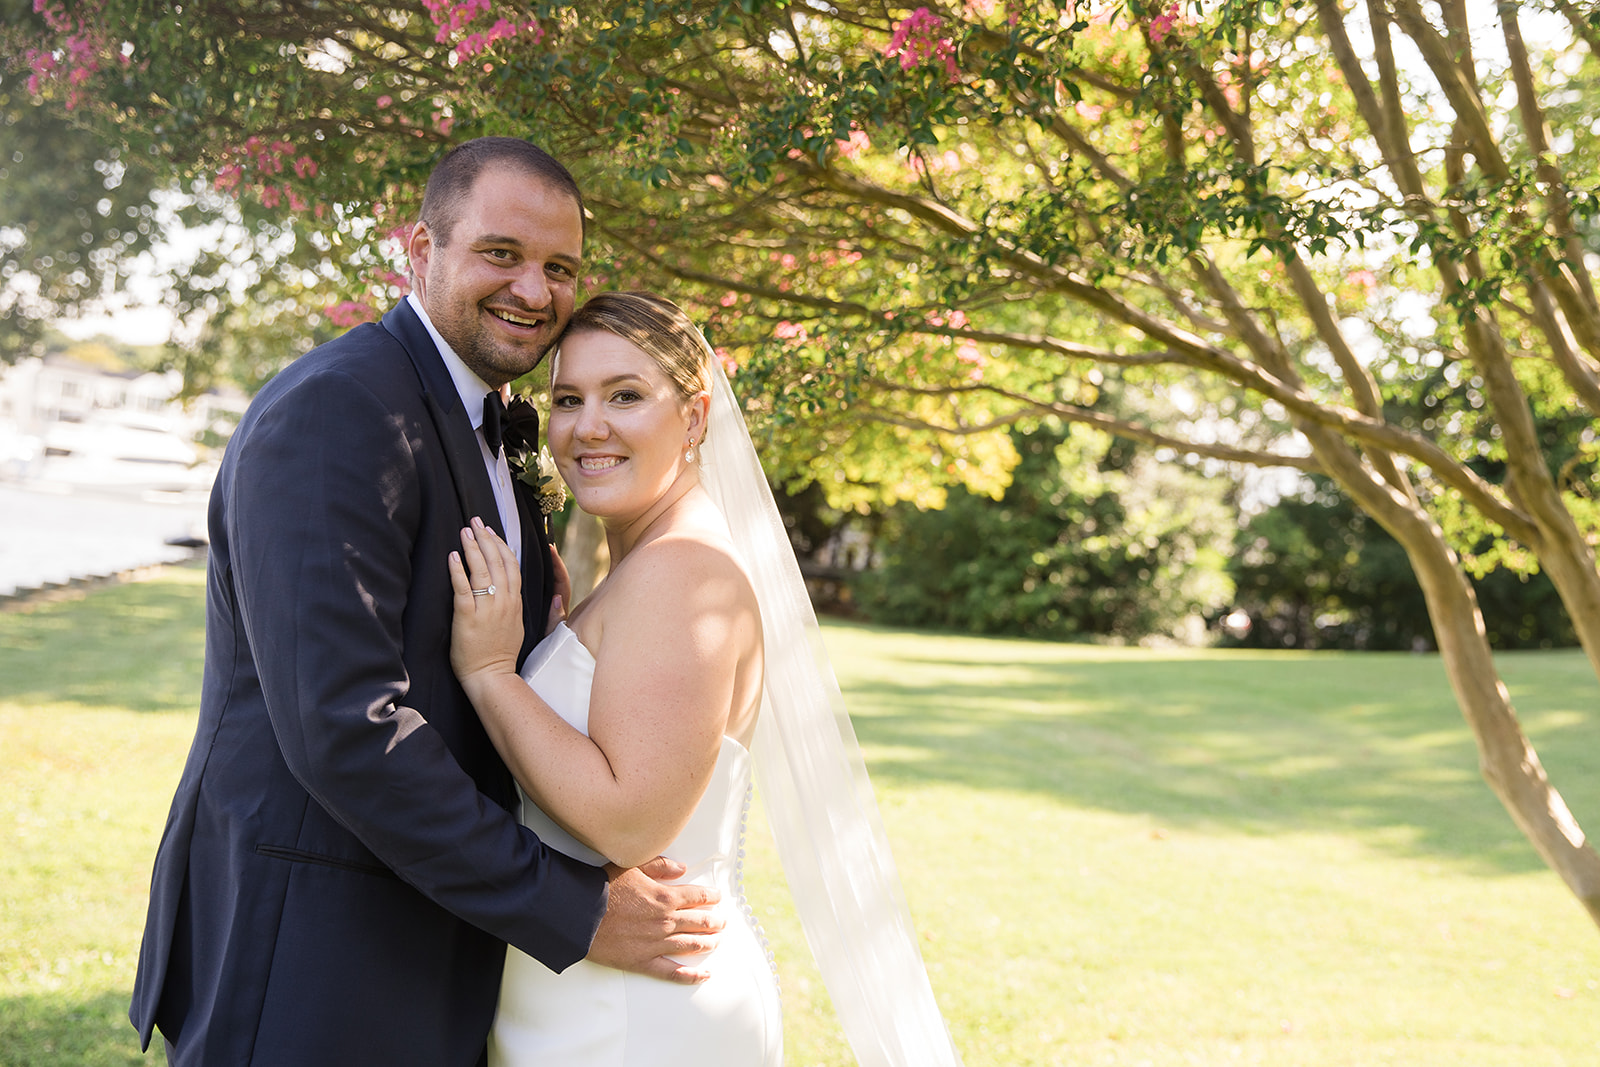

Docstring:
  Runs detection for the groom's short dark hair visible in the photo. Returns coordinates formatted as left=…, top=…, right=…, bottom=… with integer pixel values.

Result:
left=419, top=137, right=586, bottom=246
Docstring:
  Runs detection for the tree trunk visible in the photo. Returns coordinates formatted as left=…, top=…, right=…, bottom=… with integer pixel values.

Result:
left=1392, top=511, right=1600, bottom=926
left=1408, top=534, right=1600, bottom=927
left=560, top=509, right=609, bottom=602
left=1305, top=426, right=1600, bottom=928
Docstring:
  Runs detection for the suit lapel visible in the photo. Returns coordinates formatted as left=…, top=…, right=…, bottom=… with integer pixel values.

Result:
left=382, top=302, right=505, bottom=540
left=513, top=481, right=555, bottom=658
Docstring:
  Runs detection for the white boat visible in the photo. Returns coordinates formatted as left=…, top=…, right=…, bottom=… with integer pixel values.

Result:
left=38, top=410, right=217, bottom=495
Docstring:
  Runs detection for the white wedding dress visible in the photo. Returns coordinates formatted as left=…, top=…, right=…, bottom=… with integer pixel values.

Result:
left=488, top=623, right=784, bottom=1066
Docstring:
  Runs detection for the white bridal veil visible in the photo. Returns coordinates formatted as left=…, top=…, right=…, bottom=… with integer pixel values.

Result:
left=696, top=356, right=964, bottom=1067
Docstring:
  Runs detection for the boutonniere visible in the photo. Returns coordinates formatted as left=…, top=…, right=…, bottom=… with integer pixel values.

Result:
left=500, top=393, right=566, bottom=516
left=509, top=444, right=568, bottom=516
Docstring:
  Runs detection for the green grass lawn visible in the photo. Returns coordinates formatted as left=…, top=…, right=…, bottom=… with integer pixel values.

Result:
left=3, top=565, right=1598, bottom=1065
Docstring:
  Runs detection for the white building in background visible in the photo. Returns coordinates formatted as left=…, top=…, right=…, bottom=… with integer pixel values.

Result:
left=0, top=354, right=247, bottom=495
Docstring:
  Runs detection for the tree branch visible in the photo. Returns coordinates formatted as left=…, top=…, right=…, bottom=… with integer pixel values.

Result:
left=766, top=158, right=1535, bottom=536
left=861, top=385, right=1323, bottom=473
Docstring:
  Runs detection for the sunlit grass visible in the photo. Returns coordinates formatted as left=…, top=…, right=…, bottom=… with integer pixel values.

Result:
left=3, top=572, right=1598, bottom=1065
left=749, top=624, right=1600, bottom=1066
left=1, top=566, right=205, bottom=1067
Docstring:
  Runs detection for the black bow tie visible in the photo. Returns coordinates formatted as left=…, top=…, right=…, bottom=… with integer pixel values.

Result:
left=501, top=395, right=542, bottom=456
left=482, top=391, right=508, bottom=456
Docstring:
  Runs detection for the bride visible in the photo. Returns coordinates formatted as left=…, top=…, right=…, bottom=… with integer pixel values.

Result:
left=449, top=291, right=963, bottom=1066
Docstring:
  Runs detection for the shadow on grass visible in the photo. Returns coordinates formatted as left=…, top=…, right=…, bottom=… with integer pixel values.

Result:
left=0, top=990, right=148, bottom=1067
left=0, top=563, right=206, bottom=715
left=6, top=574, right=1596, bottom=880
left=827, top=621, right=1600, bottom=877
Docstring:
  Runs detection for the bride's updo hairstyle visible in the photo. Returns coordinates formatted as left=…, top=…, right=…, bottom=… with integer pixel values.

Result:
left=560, top=291, right=713, bottom=404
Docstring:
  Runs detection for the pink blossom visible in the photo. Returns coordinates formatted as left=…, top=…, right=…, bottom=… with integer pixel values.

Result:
left=885, top=8, right=959, bottom=80
left=774, top=321, right=808, bottom=341
left=429, top=0, right=491, bottom=35
left=325, top=301, right=379, bottom=328
left=294, top=156, right=318, bottom=178
left=25, top=17, right=105, bottom=107
left=25, top=47, right=58, bottom=94
left=835, top=128, right=871, bottom=160
left=65, top=35, right=95, bottom=65
left=376, top=95, right=393, bottom=108
left=949, top=310, right=969, bottom=328
left=720, top=291, right=739, bottom=307
left=34, top=0, right=74, bottom=33
left=1149, top=2, right=1181, bottom=43
left=426, top=0, right=541, bottom=62
left=715, top=347, right=739, bottom=375
left=957, top=343, right=985, bottom=381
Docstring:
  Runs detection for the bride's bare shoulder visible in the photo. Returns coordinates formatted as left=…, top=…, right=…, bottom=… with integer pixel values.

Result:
left=620, top=520, right=753, bottom=606
left=599, top=510, right=742, bottom=627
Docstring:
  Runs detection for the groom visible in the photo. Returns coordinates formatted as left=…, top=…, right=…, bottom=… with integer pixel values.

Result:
left=131, top=138, right=720, bottom=1066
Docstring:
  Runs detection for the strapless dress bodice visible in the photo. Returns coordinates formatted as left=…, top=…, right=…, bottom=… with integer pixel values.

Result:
left=487, top=623, right=781, bottom=1067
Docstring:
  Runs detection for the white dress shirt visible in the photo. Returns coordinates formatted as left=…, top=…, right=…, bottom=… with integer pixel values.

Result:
left=406, top=293, right=523, bottom=562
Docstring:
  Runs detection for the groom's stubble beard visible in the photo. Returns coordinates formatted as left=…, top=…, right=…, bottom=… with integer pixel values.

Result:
left=454, top=312, right=563, bottom=387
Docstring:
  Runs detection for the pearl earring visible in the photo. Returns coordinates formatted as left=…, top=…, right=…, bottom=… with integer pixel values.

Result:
left=685, top=439, right=696, bottom=463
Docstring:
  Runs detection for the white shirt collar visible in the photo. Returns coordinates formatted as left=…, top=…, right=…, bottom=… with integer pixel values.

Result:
left=407, top=292, right=495, bottom=430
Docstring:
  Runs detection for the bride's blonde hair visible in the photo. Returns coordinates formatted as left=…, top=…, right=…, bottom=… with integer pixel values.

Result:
left=561, top=292, right=712, bottom=404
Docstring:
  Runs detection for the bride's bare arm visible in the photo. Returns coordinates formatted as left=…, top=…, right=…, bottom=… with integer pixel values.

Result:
left=449, top=520, right=758, bottom=868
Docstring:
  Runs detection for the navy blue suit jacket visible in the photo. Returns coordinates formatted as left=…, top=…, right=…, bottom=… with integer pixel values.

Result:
left=130, top=301, right=608, bottom=1066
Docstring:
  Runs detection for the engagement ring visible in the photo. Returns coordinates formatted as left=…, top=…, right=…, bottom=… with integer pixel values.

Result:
left=471, top=586, right=496, bottom=597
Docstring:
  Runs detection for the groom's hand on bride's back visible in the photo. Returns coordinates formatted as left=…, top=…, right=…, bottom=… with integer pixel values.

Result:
left=588, top=857, right=724, bottom=984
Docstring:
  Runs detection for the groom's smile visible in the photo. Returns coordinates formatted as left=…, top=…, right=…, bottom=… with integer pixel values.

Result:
left=488, top=306, right=548, bottom=330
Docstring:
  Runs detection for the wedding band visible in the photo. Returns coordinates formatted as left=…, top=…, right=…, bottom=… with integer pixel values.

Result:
left=471, top=585, right=496, bottom=597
